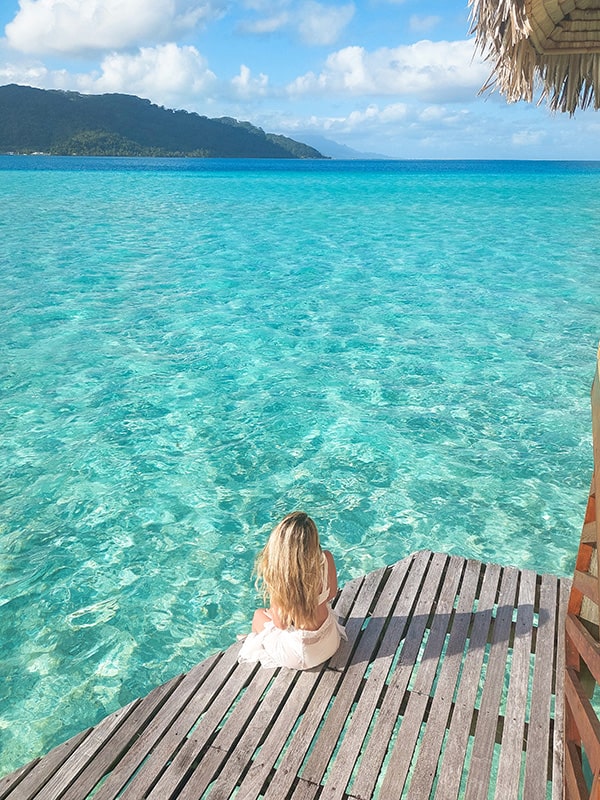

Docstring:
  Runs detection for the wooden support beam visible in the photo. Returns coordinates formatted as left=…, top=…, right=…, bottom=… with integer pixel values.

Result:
left=566, top=614, right=600, bottom=685
left=565, top=667, right=600, bottom=777
left=565, top=738, right=589, bottom=800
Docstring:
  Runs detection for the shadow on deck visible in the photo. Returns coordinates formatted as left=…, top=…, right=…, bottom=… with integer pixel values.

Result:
left=0, top=549, right=569, bottom=800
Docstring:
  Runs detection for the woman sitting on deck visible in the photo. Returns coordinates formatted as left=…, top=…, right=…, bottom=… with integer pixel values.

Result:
left=238, top=511, right=346, bottom=670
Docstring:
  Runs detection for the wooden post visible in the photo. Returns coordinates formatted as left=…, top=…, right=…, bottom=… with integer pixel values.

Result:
left=565, top=345, right=600, bottom=800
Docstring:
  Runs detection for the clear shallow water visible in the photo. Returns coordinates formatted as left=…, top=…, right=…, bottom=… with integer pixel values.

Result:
left=0, top=156, right=599, bottom=774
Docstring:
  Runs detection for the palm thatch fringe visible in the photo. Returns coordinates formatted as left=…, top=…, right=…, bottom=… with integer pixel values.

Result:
left=469, top=0, right=600, bottom=113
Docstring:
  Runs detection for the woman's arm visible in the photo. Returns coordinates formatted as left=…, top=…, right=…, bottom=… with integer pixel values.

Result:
left=267, top=605, right=286, bottom=629
left=251, top=606, right=286, bottom=632
left=323, top=550, right=338, bottom=602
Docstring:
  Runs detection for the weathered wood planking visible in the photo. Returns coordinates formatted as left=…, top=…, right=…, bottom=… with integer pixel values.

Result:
left=1, top=551, right=569, bottom=800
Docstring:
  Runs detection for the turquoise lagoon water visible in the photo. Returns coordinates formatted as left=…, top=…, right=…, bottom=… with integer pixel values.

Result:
left=0, top=156, right=599, bottom=774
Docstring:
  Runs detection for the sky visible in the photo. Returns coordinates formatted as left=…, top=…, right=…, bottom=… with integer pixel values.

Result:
left=0, top=0, right=599, bottom=159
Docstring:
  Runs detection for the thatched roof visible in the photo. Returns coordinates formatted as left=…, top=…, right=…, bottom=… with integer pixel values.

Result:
left=470, top=0, right=600, bottom=113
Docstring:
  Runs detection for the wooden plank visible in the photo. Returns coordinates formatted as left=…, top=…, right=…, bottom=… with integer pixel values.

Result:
left=567, top=619, right=582, bottom=677
left=328, top=559, right=411, bottom=673
left=329, top=572, right=367, bottom=643
left=295, top=550, right=434, bottom=799
left=569, top=552, right=593, bottom=618
left=233, top=672, right=321, bottom=800
left=569, top=485, right=596, bottom=618
left=565, top=732, right=590, bottom=800
left=32, top=699, right=140, bottom=800
left=234, top=577, right=365, bottom=800
left=522, top=573, right=558, bottom=799
left=59, top=675, right=183, bottom=800
left=321, top=550, right=433, bottom=795
left=582, top=521, right=598, bottom=544
left=405, top=559, right=482, bottom=800
left=552, top=578, right=569, bottom=800
left=187, top=668, right=299, bottom=800
left=493, top=569, right=536, bottom=800
left=0, top=763, right=36, bottom=800
left=433, top=561, right=502, bottom=800
left=324, top=552, right=452, bottom=799
left=1, top=731, right=89, bottom=800
left=567, top=612, right=600, bottom=685
left=94, top=650, right=225, bottom=800
left=565, top=667, right=600, bottom=776
left=157, top=663, right=278, bottom=800
left=358, top=553, right=458, bottom=800
left=123, top=650, right=255, bottom=799
left=463, top=566, right=520, bottom=800
left=565, top=687, right=581, bottom=755
left=291, top=778, right=322, bottom=800
left=0, top=553, right=570, bottom=800
left=572, top=569, right=599, bottom=607
left=261, top=559, right=411, bottom=800
left=592, top=352, right=600, bottom=488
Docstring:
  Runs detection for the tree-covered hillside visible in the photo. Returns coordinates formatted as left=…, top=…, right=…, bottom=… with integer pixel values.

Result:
left=0, top=84, right=325, bottom=159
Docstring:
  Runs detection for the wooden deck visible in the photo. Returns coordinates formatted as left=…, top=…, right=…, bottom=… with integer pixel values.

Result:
left=0, top=550, right=570, bottom=800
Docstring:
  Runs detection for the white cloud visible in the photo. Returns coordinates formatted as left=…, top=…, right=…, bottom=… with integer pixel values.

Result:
left=511, top=129, right=546, bottom=146
left=342, top=102, right=409, bottom=129
left=418, top=105, right=447, bottom=122
left=231, top=64, right=269, bottom=97
left=0, top=42, right=274, bottom=109
left=409, top=15, right=441, bottom=33
left=78, top=44, right=218, bottom=105
left=239, top=0, right=354, bottom=45
left=268, top=101, right=409, bottom=135
left=240, top=0, right=288, bottom=11
left=0, top=37, right=72, bottom=87
left=297, top=2, right=354, bottom=45
left=0, top=59, right=55, bottom=86
left=418, top=105, right=469, bottom=126
left=287, top=39, right=488, bottom=102
left=240, top=13, right=290, bottom=34
left=5, top=0, right=224, bottom=55
left=377, top=102, right=409, bottom=122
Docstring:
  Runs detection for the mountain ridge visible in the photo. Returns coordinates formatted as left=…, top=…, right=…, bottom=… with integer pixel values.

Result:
left=296, top=133, right=392, bottom=160
left=0, top=84, right=326, bottom=159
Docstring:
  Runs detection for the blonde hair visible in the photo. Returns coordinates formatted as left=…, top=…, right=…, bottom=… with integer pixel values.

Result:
left=255, top=511, right=323, bottom=629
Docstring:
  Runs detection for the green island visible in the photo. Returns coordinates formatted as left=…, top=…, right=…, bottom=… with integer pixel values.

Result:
left=0, top=84, right=326, bottom=159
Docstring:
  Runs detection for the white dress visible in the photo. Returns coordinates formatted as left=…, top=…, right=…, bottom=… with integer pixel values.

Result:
left=238, top=554, right=347, bottom=670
